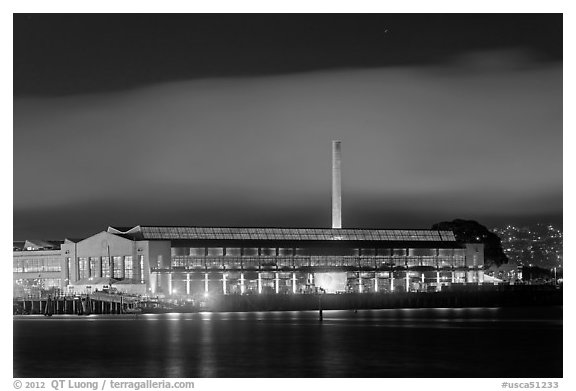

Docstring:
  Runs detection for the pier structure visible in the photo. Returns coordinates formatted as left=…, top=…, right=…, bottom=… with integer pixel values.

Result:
left=14, top=293, right=140, bottom=315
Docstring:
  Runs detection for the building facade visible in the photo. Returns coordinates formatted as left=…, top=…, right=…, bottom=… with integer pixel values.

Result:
left=14, top=225, right=485, bottom=297
left=13, top=240, right=64, bottom=297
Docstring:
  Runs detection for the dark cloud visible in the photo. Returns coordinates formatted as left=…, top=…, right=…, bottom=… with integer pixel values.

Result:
left=14, top=14, right=562, bottom=96
left=14, top=59, right=562, bottom=239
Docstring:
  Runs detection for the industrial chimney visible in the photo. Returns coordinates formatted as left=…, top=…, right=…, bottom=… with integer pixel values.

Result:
left=332, top=140, right=342, bottom=229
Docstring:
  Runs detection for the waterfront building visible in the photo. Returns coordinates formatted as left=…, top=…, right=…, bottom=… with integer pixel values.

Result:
left=13, top=240, right=64, bottom=297
left=13, top=141, right=484, bottom=297
left=14, top=225, right=484, bottom=297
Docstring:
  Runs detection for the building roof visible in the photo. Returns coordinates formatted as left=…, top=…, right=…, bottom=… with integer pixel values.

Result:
left=108, top=226, right=136, bottom=233
left=64, top=238, right=84, bottom=244
left=108, top=225, right=457, bottom=242
left=22, top=239, right=62, bottom=250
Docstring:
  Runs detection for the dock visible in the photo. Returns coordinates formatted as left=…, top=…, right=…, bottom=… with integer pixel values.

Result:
left=13, top=293, right=141, bottom=315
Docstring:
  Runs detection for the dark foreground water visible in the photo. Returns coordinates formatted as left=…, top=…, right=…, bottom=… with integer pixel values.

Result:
left=14, top=306, right=562, bottom=378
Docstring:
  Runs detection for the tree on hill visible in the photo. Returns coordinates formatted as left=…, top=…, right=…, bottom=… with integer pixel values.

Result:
left=431, top=219, right=508, bottom=267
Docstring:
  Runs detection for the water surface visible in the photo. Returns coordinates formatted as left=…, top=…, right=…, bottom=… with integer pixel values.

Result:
left=14, top=306, right=562, bottom=378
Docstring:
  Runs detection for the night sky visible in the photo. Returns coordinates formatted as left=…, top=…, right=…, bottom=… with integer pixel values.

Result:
left=13, top=14, right=563, bottom=240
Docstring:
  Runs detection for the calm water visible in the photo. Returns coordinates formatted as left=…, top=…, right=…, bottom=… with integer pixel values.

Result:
left=14, top=306, right=562, bottom=378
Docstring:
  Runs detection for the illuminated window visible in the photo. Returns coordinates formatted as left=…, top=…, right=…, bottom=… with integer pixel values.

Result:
left=113, top=256, right=123, bottom=278
left=206, top=258, right=223, bottom=269
left=89, top=257, right=99, bottom=277
left=226, top=248, right=241, bottom=256
left=189, top=258, right=205, bottom=268
left=13, top=260, right=23, bottom=272
left=242, top=258, right=259, bottom=269
left=189, top=248, right=205, bottom=256
left=277, top=258, right=293, bottom=268
left=207, top=248, right=224, bottom=256
left=294, top=258, right=309, bottom=268
left=78, top=257, right=89, bottom=279
left=102, top=257, right=111, bottom=278
left=279, top=248, right=293, bottom=256
left=174, top=256, right=189, bottom=267
left=409, top=248, right=436, bottom=257
left=171, top=247, right=188, bottom=256
left=139, top=255, right=145, bottom=283
left=242, top=247, right=258, bottom=257
left=124, top=256, right=133, bottom=279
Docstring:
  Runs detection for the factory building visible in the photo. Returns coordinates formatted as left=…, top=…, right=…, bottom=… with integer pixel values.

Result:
left=13, top=141, right=485, bottom=297
left=14, top=226, right=484, bottom=297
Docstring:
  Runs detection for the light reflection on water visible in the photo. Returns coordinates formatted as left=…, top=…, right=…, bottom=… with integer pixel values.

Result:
left=14, top=306, right=562, bottom=378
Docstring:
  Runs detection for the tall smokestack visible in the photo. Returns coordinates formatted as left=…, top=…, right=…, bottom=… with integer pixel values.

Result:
left=332, top=140, right=342, bottom=229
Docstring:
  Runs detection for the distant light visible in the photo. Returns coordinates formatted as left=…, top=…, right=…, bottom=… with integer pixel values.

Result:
left=204, top=292, right=209, bottom=298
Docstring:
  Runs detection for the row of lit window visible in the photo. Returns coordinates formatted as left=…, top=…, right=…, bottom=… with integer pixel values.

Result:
left=168, top=256, right=466, bottom=269
left=170, top=247, right=465, bottom=257
left=13, top=257, right=62, bottom=273
left=76, top=256, right=137, bottom=280
left=14, top=278, right=62, bottom=288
